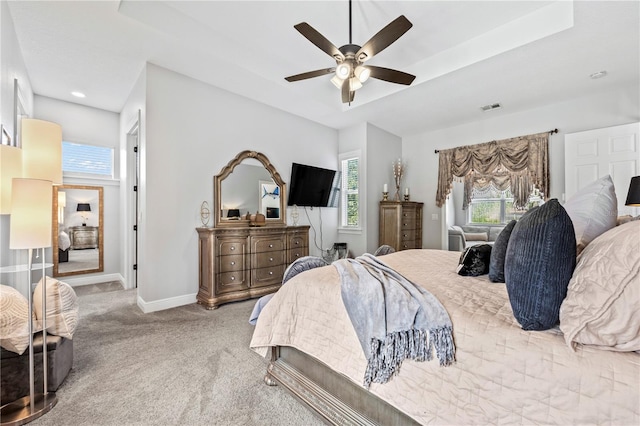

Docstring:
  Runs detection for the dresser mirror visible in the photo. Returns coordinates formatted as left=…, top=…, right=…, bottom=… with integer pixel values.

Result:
left=52, top=185, right=104, bottom=277
left=214, top=150, right=286, bottom=227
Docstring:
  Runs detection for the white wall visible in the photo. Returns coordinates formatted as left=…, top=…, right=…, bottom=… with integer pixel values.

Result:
left=131, top=64, right=338, bottom=312
left=1, top=1, right=35, bottom=291
left=403, top=85, right=640, bottom=249
left=33, top=96, right=122, bottom=285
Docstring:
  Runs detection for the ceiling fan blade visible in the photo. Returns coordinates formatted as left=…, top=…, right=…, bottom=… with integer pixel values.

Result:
left=285, top=68, right=335, bottom=82
left=356, top=15, right=412, bottom=62
left=341, top=80, right=351, bottom=103
left=368, top=66, right=416, bottom=85
left=294, top=22, right=345, bottom=61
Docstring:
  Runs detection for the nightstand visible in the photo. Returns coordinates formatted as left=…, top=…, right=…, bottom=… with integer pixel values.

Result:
left=69, top=226, right=99, bottom=249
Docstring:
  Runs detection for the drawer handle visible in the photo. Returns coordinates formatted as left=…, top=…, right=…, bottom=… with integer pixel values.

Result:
left=269, top=244, right=273, bottom=248
left=230, top=246, right=235, bottom=251
left=230, top=276, right=235, bottom=281
left=295, top=253, right=300, bottom=257
left=295, top=241, right=300, bottom=245
left=403, top=234, right=408, bottom=237
left=230, top=261, right=235, bottom=266
left=269, top=271, right=273, bottom=275
left=269, top=257, right=273, bottom=262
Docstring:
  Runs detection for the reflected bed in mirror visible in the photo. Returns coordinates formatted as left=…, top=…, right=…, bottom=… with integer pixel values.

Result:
left=214, top=151, right=286, bottom=228
left=52, top=185, right=104, bottom=277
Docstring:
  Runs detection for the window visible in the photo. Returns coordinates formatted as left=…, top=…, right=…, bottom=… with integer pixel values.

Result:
left=468, top=187, right=542, bottom=224
left=62, top=141, right=113, bottom=177
left=340, top=152, right=360, bottom=228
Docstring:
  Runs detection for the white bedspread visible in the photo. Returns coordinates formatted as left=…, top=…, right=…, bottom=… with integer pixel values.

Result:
left=250, top=249, right=640, bottom=425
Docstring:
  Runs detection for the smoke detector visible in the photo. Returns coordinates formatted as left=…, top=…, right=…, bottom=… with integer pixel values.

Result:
left=480, top=102, right=502, bottom=112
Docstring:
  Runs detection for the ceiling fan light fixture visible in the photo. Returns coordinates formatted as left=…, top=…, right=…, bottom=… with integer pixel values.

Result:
left=349, top=77, right=363, bottom=91
left=336, top=63, right=351, bottom=80
left=355, top=66, right=370, bottom=83
left=331, top=75, right=344, bottom=89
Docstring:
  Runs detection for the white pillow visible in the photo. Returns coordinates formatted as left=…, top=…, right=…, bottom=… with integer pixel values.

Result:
left=559, top=221, right=640, bottom=351
left=563, top=175, right=617, bottom=255
left=0, top=284, right=35, bottom=354
left=33, top=277, right=79, bottom=339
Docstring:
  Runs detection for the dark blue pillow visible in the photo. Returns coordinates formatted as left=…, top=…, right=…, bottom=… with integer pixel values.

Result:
left=504, top=199, right=576, bottom=331
left=488, top=220, right=517, bottom=283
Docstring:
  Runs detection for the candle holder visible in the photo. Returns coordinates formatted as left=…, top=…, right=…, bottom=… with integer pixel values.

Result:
left=382, top=192, right=389, bottom=201
left=393, top=159, right=404, bottom=202
left=404, top=194, right=410, bottom=201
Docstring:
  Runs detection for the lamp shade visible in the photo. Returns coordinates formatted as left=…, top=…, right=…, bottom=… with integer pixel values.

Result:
left=77, top=203, right=91, bottom=212
left=227, top=209, right=240, bottom=218
left=0, top=145, right=23, bottom=214
left=9, top=178, right=53, bottom=249
left=625, top=176, right=640, bottom=206
left=21, top=118, right=62, bottom=185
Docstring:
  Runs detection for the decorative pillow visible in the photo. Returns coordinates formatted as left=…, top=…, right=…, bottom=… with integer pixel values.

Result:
left=0, top=285, right=35, bottom=354
left=282, top=256, right=328, bottom=284
left=456, top=244, right=492, bottom=276
left=373, top=245, right=396, bottom=256
left=504, top=199, right=576, bottom=330
left=488, top=220, right=517, bottom=283
left=33, top=277, right=79, bottom=339
left=564, top=175, right=617, bottom=255
left=464, top=232, right=488, bottom=242
left=559, top=221, right=640, bottom=351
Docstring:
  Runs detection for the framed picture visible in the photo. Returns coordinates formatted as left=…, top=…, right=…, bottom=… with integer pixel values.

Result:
left=258, top=180, right=280, bottom=219
left=13, top=78, right=28, bottom=148
left=1, top=125, right=11, bottom=146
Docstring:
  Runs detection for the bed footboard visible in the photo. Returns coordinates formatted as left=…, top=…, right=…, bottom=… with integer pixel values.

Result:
left=265, top=346, right=420, bottom=426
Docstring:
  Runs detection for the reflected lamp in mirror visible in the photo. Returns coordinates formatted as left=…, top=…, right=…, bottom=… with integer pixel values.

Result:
left=625, top=176, right=640, bottom=206
left=58, top=192, right=66, bottom=224
left=77, top=202, right=91, bottom=225
left=227, top=208, right=241, bottom=219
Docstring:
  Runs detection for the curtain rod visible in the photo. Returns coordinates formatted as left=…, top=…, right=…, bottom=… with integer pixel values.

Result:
left=434, top=128, right=558, bottom=154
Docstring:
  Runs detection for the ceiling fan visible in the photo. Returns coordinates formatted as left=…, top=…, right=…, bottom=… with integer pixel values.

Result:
left=285, top=0, right=416, bottom=104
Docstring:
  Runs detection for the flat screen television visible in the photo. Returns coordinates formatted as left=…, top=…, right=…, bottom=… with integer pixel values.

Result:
left=288, top=162, right=341, bottom=207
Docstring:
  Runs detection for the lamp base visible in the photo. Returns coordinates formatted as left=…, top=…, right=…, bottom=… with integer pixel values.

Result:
left=0, top=393, right=57, bottom=426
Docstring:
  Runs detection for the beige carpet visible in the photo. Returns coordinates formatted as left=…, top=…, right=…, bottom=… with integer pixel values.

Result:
left=30, top=282, right=324, bottom=425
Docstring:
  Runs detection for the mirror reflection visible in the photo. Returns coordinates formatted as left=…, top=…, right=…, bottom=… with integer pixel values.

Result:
left=213, top=150, right=286, bottom=228
left=221, top=162, right=279, bottom=220
left=53, top=185, right=104, bottom=277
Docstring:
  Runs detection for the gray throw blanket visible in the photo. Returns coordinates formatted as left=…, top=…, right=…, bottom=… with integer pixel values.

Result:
left=334, top=254, right=455, bottom=388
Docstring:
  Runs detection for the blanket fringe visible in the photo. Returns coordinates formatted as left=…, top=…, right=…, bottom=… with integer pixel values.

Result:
left=364, top=326, right=455, bottom=387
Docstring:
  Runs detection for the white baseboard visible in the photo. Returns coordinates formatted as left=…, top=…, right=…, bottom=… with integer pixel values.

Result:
left=137, top=292, right=197, bottom=313
left=63, top=273, right=125, bottom=287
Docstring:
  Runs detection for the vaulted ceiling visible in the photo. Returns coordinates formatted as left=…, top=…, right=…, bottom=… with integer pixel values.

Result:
left=7, top=1, right=639, bottom=137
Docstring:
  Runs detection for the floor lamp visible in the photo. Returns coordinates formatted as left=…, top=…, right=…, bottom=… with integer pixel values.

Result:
left=0, top=178, right=57, bottom=425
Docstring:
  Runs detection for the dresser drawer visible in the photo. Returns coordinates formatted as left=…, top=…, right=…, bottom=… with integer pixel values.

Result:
left=288, top=235, right=307, bottom=249
left=254, top=250, right=285, bottom=269
left=288, top=248, right=307, bottom=263
left=252, top=237, right=285, bottom=253
left=400, top=240, right=416, bottom=250
left=400, top=231, right=414, bottom=242
left=401, top=219, right=416, bottom=230
left=217, top=270, right=247, bottom=293
left=253, top=264, right=285, bottom=287
left=218, top=239, right=246, bottom=256
left=218, top=254, right=245, bottom=273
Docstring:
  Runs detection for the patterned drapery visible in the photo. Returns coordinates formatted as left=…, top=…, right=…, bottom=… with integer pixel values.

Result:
left=435, top=132, right=549, bottom=209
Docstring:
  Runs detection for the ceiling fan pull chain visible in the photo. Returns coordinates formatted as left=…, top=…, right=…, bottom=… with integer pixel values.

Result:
left=349, top=0, right=352, bottom=44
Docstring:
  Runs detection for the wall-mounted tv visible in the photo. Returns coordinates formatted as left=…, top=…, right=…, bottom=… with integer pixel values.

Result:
left=287, top=162, right=341, bottom=207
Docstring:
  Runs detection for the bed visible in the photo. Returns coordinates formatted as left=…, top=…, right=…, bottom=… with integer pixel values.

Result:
left=251, top=209, right=640, bottom=424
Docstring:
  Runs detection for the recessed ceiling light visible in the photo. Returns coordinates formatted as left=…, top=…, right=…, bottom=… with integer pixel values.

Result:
left=589, top=71, right=607, bottom=79
left=480, top=102, right=502, bottom=112
left=71, top=91, right=86, bottom=98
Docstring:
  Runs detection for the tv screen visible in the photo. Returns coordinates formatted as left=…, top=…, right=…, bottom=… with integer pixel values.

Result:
left=288, top=163, right=341, bottom=207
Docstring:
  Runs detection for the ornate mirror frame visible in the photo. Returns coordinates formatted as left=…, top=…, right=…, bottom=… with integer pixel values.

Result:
left=214, top=150, right=286, bottom=228
left=52, top=184, right=104, bottom=277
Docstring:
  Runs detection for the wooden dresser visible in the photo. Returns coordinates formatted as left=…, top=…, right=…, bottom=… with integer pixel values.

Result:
left=379, top=201, right=423, bottom=251
left=196, top=225, right=310, bottom=309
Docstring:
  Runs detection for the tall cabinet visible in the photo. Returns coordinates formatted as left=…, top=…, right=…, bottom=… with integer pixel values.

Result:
left=379, top=201, right=423, bottom=251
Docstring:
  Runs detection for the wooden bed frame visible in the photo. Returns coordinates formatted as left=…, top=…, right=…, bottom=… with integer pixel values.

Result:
left=265, top=346, right=420, bottom=426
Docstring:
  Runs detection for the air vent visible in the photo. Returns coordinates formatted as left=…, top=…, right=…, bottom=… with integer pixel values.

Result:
left=481, top=103, right=502, bottom=112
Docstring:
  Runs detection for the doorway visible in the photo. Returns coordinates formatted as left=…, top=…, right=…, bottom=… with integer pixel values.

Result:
left=126, top=111, right=140, bottom=289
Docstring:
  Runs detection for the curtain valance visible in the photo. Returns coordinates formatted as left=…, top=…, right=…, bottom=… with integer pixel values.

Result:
left=436, top=132, right=549, bottom=209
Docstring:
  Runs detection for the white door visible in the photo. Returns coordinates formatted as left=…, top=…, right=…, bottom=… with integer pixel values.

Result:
left=565, top=122, right=640, bottom=217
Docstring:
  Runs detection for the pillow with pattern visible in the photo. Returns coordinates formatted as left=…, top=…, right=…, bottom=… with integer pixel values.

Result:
left=456, top=244, right=492, bottom=276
